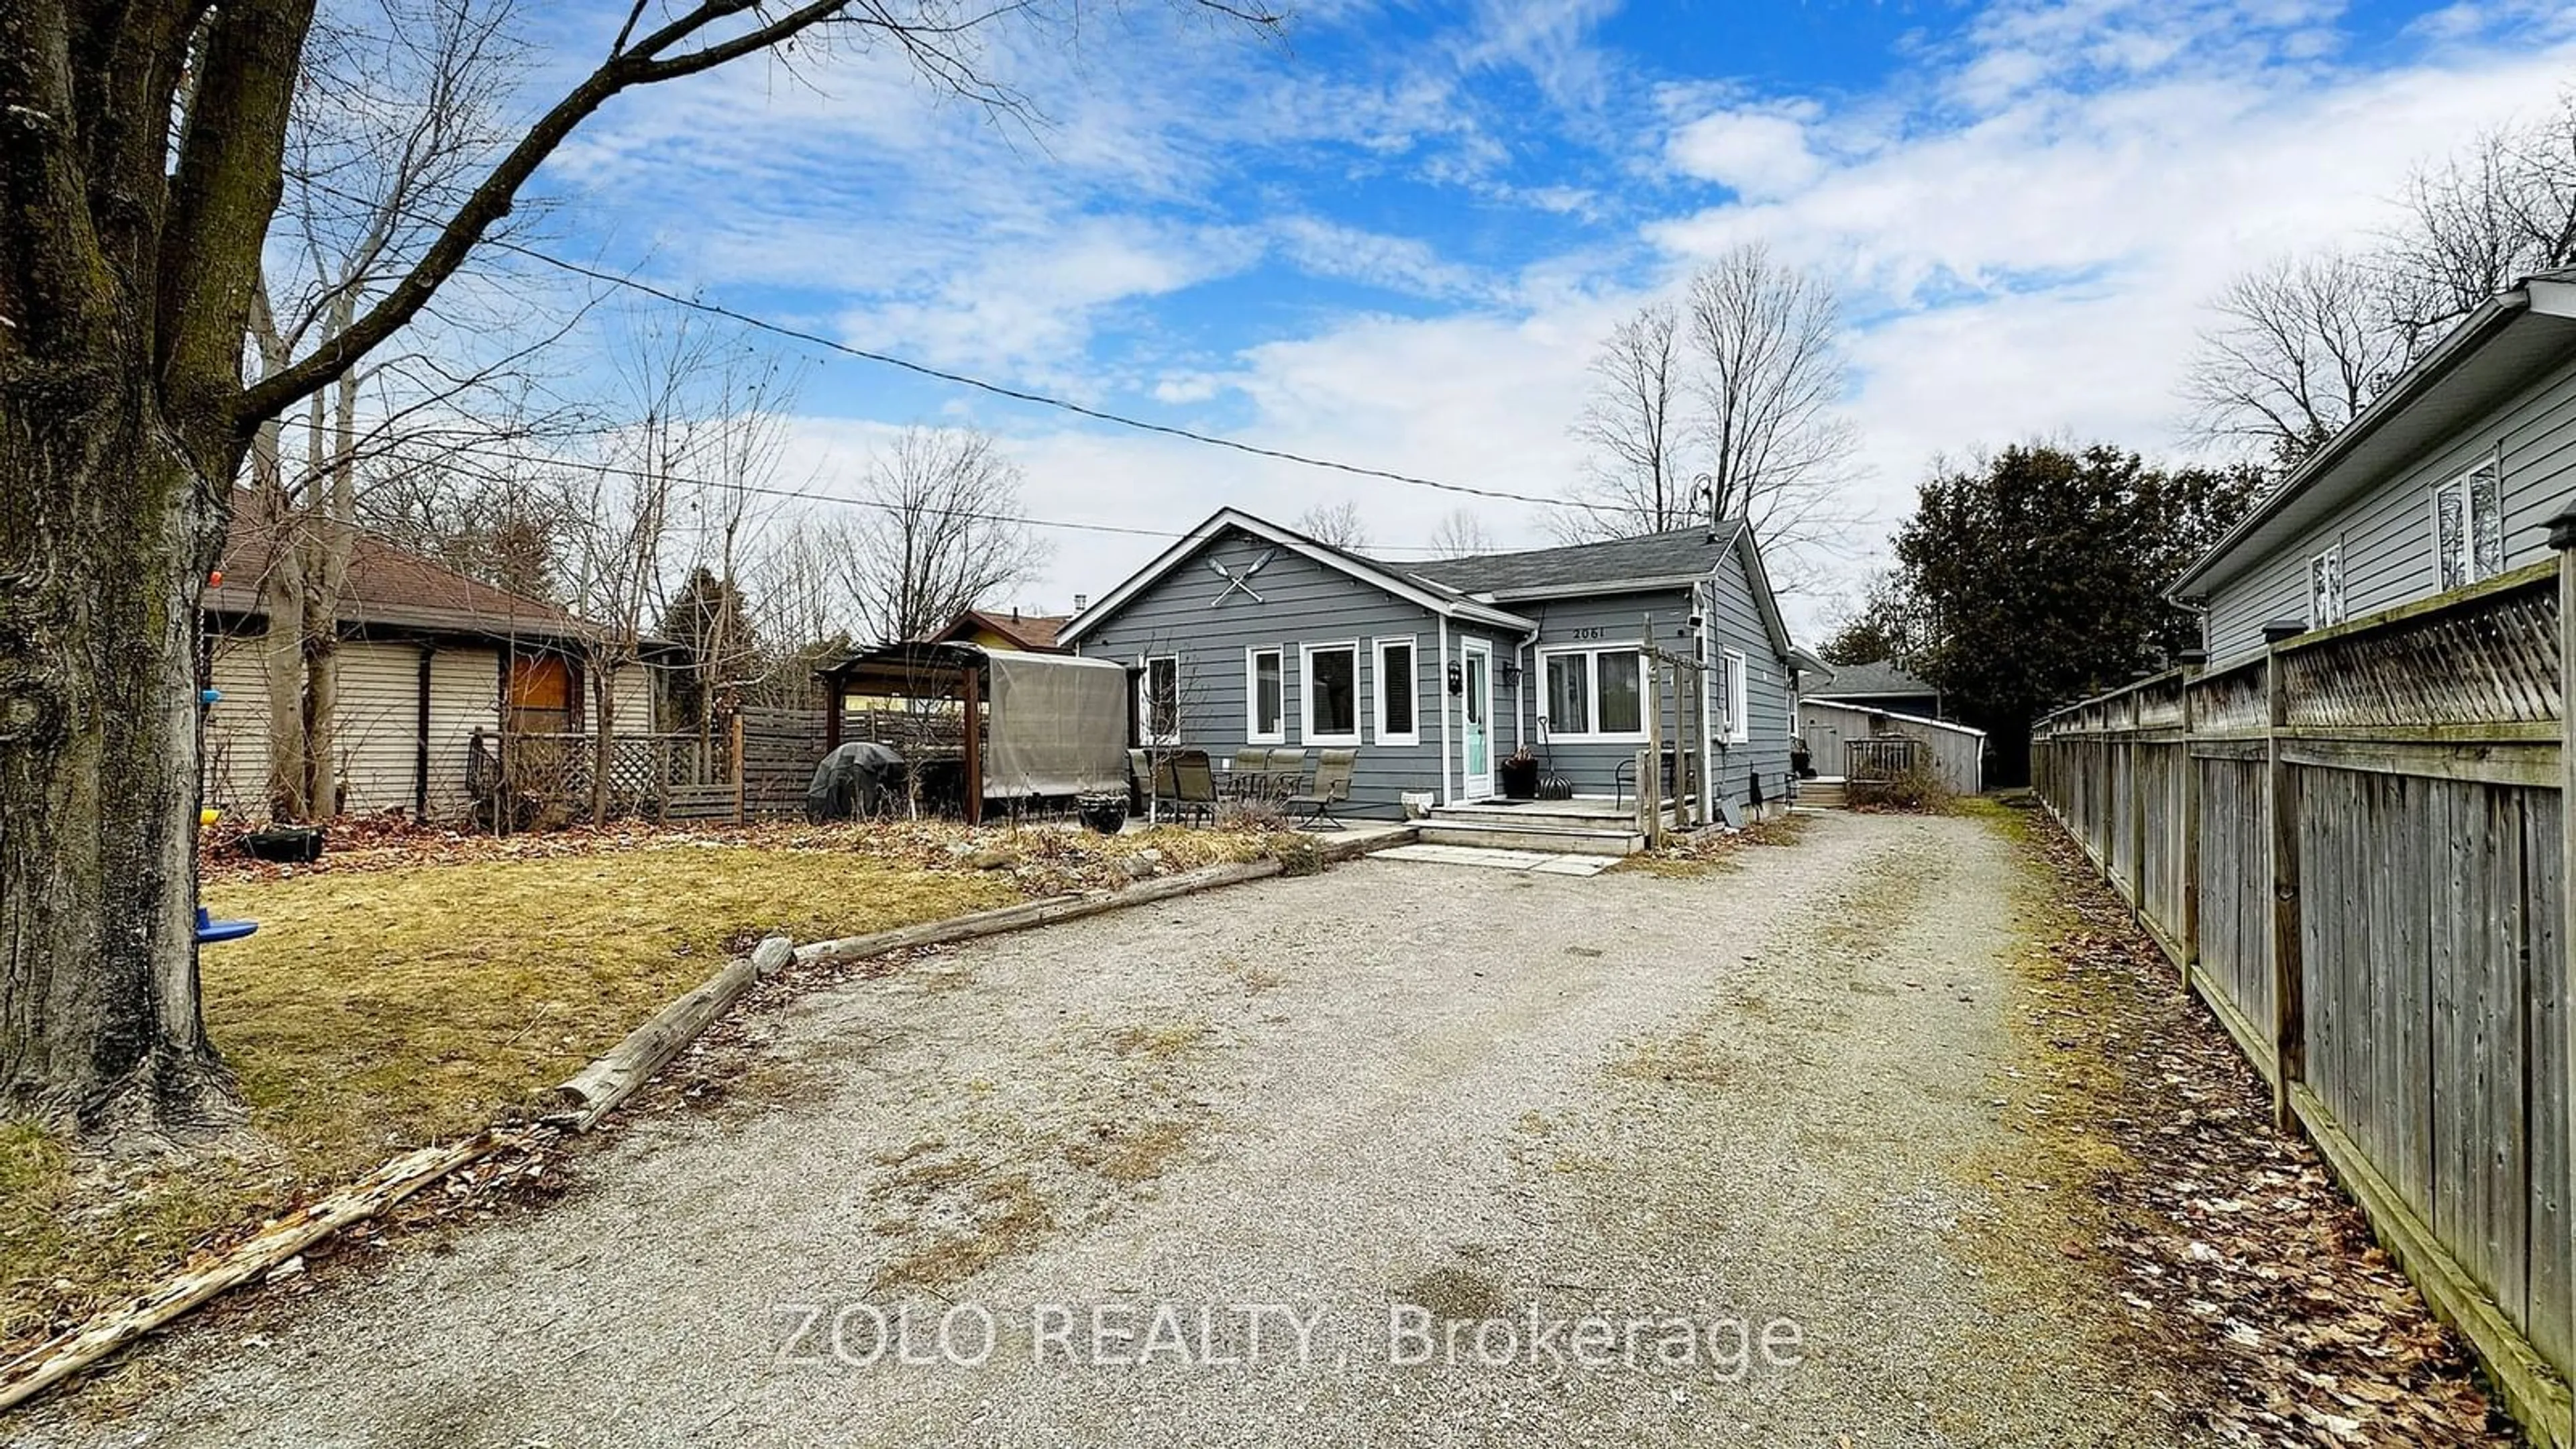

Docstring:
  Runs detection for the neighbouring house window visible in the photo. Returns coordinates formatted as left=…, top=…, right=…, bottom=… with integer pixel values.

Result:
left=1723, top=649, right=1750, bottom=745
left=2308, top=546, right=2345, bottom=629
left=1246, top=647, right=1285, bottom=744
left=1303, top=642, right=1360, bottom=744
left=1539, top=646, right=1648, bottom=741
left=2434, top=458, right=2504, bottom=591
left=1374, top=637, right=1418, bottom=745
left=1142, top=655, right=1180, bottom=745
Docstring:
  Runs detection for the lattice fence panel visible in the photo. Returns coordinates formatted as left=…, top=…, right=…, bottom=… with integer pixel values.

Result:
left=2189, top=657, right=2269, bottom=735
left=2282, top=576, right=2560, bottom=730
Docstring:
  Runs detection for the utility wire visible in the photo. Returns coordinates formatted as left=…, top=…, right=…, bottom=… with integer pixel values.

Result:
left=431, top=435, right=1474, bottom=557
left=486, top=239, right=1576, bottom=511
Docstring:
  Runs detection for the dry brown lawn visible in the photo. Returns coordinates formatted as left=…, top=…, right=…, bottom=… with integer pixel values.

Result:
left=1, top=822, right=1275, bottom=1357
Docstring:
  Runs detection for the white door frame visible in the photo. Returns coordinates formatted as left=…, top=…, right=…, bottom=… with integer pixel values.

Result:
left=1460, top=639, right=1495, bottom=800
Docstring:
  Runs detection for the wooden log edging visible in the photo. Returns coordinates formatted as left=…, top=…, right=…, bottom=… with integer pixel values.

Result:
left=0, top=1129, right=516, bottom=1415
left=547, top=935, right=796, bottom=1130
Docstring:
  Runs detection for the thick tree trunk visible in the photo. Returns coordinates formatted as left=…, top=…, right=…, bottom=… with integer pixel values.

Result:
left=1, top=386, right=241, bottom=1138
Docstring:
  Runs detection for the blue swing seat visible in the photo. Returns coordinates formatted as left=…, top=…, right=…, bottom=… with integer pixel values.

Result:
left=195, top=906, right=258, bottom=945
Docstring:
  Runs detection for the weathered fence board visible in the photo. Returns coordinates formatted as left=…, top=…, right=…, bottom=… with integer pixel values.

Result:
left=2034, top=559, right=2574, bottom=1448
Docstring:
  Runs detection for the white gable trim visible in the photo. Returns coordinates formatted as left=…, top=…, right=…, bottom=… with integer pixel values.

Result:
left=1057, top=508, right=1536, bottom=645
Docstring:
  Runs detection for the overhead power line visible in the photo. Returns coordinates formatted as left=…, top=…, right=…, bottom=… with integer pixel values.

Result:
left=428, top=435, right=1473, bottom=557
left=486, top=239, right=1574, bottom=511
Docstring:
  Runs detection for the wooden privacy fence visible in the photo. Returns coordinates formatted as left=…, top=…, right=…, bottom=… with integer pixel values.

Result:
left=2033, top=553, right=2575, bottom=1445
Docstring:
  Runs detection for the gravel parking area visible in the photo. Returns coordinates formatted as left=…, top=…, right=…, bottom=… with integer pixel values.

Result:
left=26, top=811, right=2180, bottom=1446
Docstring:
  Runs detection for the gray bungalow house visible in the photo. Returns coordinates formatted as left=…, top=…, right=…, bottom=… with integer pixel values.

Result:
left=1057, top=507, right=1806, bottom=823
left=2173, top=266, right=2576, bottom=659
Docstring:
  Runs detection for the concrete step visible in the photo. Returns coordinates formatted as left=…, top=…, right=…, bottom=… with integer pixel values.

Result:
left=1415, top=820, right=1644, bottom=857
left=1429, top=802, right=1673, bottom=833
left=1795, top=781, right=1847, bottom=809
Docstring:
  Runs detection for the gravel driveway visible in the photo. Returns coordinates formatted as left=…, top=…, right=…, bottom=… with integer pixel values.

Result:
left=30, top=812, right=2179, bottom=1446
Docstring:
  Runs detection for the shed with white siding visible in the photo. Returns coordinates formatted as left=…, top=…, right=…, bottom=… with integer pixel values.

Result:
left=202, top=508, right=660, bottom=823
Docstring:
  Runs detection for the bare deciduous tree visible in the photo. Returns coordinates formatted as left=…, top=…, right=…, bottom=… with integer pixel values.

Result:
left=1560, top=246, right=1862, bottom=590
left=2186, top=94, right=2576, bottom=468
left=2383, top=98, right=2576, bottom=348
left=1292, top=500, right=1371, bottom=549
left=839, top=427, right=1052, bottom=646
left=1427, top=508, right=1496, bottom=557
left=245, top=0, right=541, bottom=823
left=2182, top=252, right=2409, bottom=466
left=1, top=0, right=1277, bottom=1142
left=1560, top=301, right=1688, bottom=539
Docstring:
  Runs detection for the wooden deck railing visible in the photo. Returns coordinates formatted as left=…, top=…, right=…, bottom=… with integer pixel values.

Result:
left=2033, top=553, right=2574, bottom=1446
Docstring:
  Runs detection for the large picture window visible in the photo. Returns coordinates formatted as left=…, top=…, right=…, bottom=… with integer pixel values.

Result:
left=1302, top=642, right=1360, bottom=745
left=1373, top=636, right=1418, bottom=745
left=1142, top=655, right=1180, bottom=745
left=2434, top=458, right=2503, bottom=592
left=1540, top=646, right=1647, bottom=741
left=1245, top=647, right=1285, bottom=744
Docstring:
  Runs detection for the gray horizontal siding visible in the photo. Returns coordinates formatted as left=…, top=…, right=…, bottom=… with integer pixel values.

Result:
left=1505, top=549, right=1794, bottom=812
left=1073, top=529, right=1449, bottom=819
left=1074, top=523, right=1801, bottom=820
left=1707, top=547, right=1795, bottom=809
left=2206, top=346, right=2576, bottom=662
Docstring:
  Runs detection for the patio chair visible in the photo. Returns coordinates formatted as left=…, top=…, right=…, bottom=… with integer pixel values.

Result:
left=1263, top=747, right=1310, bottom=801
left=1170, top=749, right=1220, bottom=826
left=1229, top=747, right=1270, bottom=800
left=1128, top=748, right=1161, bottom=816
left=1287, top=748, right=1356, bottom=830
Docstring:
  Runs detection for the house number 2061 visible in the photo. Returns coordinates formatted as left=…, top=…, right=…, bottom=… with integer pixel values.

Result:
left=1565, top=627, right=1606, bottom=641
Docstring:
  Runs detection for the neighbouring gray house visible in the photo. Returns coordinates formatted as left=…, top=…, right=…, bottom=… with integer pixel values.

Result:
left=1805, top=657, right=1943, bottom=718
left=1057, top=507, right=1808, bottom=823
left=2173, top=266, right=2576, bottom=659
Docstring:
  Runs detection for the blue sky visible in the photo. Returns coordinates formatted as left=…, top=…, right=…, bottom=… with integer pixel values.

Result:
left=529, top=0, right=2576, bottom=633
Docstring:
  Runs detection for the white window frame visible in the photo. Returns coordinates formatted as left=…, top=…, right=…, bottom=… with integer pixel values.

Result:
left=1244, top=646, right=1285, bottom=745
left=2432, top=456, right=2504, bottom=592
left=1300, top=640, right=1362, bottom=746
left=1536, top=645, right=1649, bottom=744
left=1372, top=635, right=1419, bottom=747
left=2308, top=545, right=2345, bottom=629
left=1722, top=649, right=1751, bottom=745
left=1140, top=653, right=1181, bottom=747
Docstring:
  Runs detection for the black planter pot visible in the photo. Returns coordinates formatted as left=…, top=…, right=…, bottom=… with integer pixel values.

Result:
left=1499, top=758, right=1540, bottom=800
left=1077, top=794, right=1130, bottom=836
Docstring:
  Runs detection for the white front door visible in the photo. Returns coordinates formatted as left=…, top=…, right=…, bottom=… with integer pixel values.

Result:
left=1462, top=641, right=1494, bottom=799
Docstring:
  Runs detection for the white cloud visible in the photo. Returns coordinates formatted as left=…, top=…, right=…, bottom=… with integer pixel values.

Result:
left=1666, top=106, right=1825, bottom=199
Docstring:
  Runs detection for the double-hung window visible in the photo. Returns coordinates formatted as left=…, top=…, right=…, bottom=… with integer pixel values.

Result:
left=1721, top=649, right=1750, bottom=744
left=1540, top=647, right=1646, bottom=741
left=2433, top=458, right=2504, bottom=592
left=1142, top=655, right=1181, bottom=746
left=1373, top=637, right=1418, bottom=746
left=1302, top=642, right=1360, bottom=745
left=1245, top=647, right=1285, bottom=744
left=2308, top=546, right=2345, bottom=629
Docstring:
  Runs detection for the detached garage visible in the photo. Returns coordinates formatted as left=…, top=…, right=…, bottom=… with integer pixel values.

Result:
left=201, top=513, right=655, bottom=823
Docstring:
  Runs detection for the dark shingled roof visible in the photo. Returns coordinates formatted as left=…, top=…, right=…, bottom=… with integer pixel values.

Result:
left=1811, top=659, right=1934, bottom=699
left=1387, top=523, right=1736, bottom=597
left=205, top=502, right=600, bottom=644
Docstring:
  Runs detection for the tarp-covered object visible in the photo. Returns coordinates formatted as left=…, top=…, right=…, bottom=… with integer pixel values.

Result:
left=984, top=651, right=1127, bottom=798
left=806, top=741, right=906, bottom=822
